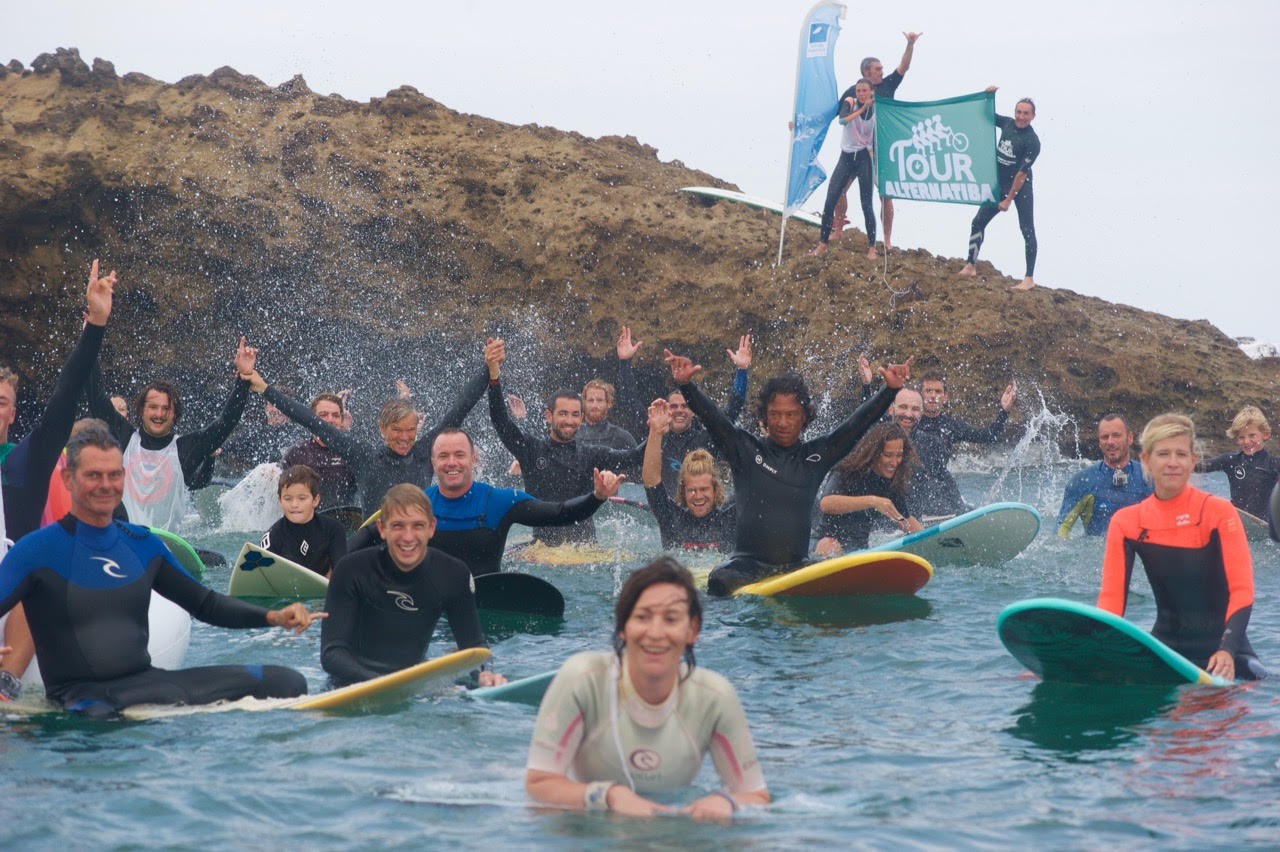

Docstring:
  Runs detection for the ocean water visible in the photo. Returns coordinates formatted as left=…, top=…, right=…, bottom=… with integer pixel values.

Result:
left=2, top=466, right=1278, bottom=849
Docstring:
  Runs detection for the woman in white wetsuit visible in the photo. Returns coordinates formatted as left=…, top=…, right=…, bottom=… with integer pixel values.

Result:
left=525, top=557, right=769, bottom=819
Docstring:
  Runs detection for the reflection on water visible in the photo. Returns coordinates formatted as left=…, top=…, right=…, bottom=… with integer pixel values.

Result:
left=1007, top=680, right=1180, bottom=753
left=759, top=594, right=933, bottom=630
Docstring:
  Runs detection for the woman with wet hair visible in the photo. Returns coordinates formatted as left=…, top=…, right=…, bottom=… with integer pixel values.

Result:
left=814, top=422, right=923, bottom=555
left=642, top=399, right=734, bottom=552
left=525, top=557, right=768, bottom=819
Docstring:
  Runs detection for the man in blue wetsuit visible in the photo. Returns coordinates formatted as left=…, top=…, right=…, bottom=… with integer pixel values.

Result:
left=1057, top=414, right=1152, bottom=537
left=0, top=426, right=323, bottom=716
left=427, top=428, right=624, bottom=576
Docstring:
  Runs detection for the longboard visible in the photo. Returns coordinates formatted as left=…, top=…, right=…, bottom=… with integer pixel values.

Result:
left=867, top=502, right=1040, bottom=567
left=123, top=647, right=492, bottom=719
left=509, top=540, right=631, bottom=566
left=228, top=542, right=329, bottom=599
left=150, top=526, right=205, bottom=582
left=469, top=670, right=556, bottom=705
left=1238, top=509, right=1272, bottom=543
left=997, top=597, right=1228, bottom=686
left=735, top=551, right=932, bottom=597
left=678, top=186, right=822, bottom=227
left=474, top=573, right=565, bottom=619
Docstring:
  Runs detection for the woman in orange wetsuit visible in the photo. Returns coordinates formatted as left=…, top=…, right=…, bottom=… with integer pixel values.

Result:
left=1099, top=413, right=1266, bottom=681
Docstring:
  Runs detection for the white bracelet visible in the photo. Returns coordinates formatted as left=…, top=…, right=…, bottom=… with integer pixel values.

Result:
left=584, top=780, right=615, bottom=812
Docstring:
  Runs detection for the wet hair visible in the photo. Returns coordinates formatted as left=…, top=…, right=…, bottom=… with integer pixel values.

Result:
left=1016, top=97, right=1037, bottom=116
left=676, top=449, right=727, bottom=509
left=1227, top=405, right=1270, bottom=439
left=378, top=483, right=435, bottom=524
left=71, top=417, right=110, bottom=439
left=432, top=427, right=474, bottom=452
left=309, top=392, right=344, bottom=415
left=860, top=56, right=880, bottom=75
left=854, top=77, right=874, bottom=90
left=920, top=371, right=946, bottom=388
left=756, top=373, right=815, bottom=430
left=1098, top=412, right=1131, bottom=433
left=836, top=422, right=918, bottom=497
left=582, top=378, right=616, bottom=406
left=0, top=367, right=18, bottom=393
left=132, top=381, right=183, bottom=426
left=612, top=556, right=702, bottom=674
left=65, top=424, right=121, bottom=473
left=377, top=398, right=417, bottom=431
left=1139, top=414, right=1200, bottom=472
left=545, top=389, right=582, bottom=413
left=277, top=464, right=321, bottom=497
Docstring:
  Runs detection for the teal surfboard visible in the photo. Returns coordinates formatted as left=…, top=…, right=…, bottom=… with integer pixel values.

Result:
left=150, top=527, right=205, bottom=582
left=867, top=502, right=1040, bottom=567
left=469, top=670, right=556, bottom=705
left=998, top=597, right=1228, bottom=686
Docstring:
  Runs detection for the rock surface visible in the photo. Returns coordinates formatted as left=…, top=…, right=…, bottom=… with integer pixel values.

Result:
left=1, top=48, right=1274, bottom=452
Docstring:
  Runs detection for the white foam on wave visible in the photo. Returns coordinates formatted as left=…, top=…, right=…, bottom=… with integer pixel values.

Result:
left=1237, top=337, right=1279, bottom=359
left=216, top=462, right=284, bottom=532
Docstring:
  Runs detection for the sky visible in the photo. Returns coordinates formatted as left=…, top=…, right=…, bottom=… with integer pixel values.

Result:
left=8, top=0, right=1280, bottom=343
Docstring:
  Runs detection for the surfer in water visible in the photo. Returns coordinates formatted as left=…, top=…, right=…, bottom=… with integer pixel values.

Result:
left=1098, top=414, right=1266, bottom=681
left=0, top=426, right=323, bottom=717
left=260, top=465, right=347, bottom=578
left=642, top=398, right=735, bottom=552
left=281, top=393, right=359, bottom=511
left=888, top=388, right=967, bottom=517
left=526, top=557, right=769, bottom=819
left=1198, top=405, right=1279, bottom=521
left=1057, top=414, right=1152, bottom=537
left=916, top=371, right=1016, bottom=462
left=577, top=378, right=637, bottom=450
left=664, top=348, right=911, bottom=595
left=814, top=422, right=923, bottom=556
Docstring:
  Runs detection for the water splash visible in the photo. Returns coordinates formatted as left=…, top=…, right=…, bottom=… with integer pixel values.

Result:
left=980, top=385, right=1081, bottom=509
left=216, top=462, right=283, bottom=532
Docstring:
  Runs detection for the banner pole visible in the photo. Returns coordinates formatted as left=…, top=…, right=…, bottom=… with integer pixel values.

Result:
left=776, top=217, right=789, bottom=267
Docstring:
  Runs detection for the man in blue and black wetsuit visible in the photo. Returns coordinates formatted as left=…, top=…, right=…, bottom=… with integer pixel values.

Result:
left=428, top=428, right=624, bottom=576
left=1057, top=414, right=1152, bottom=537
left=0, top=426, right=322, bottom=716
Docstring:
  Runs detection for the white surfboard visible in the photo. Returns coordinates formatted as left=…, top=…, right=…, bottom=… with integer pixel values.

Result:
left=678, top=187, right=822, bottom=227
left=867, top=502, right=1041, bottom=567
left=228, top=542, right=330, bottom=600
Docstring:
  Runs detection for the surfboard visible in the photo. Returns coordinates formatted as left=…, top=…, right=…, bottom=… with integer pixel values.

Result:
left=509, top=540, right=631, bottom=566
left=150, top=526, right=205, bottom=582
left=474, top=573, right=565, bottom=618
left=867, top=502, right=1040, bottom=567
left=997, top=597, right=1228, bottom=686
left=227, top=542, right=330, bottom=599
left=734, top=551, right=932, bottom=597
left=678, top=187, right=822, bottom=227
left=122, top=648, right=492, bottom=719
left=1238, top=509, right=1272, bottom=543
left=469, top=670, right=556, bottom=705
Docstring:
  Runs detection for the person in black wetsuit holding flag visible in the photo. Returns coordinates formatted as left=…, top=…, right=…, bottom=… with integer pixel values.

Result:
left=960, top=89, right=1041, bottom=291
left=662, top=348, right=912, bottom=596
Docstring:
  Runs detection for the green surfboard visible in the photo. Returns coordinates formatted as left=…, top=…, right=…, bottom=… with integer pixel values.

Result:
left=997, top=597, right=1228, bottom=686
left=150, top=527, right=205, bottom=582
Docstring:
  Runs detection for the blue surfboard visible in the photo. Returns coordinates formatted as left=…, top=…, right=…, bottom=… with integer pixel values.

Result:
left=998, top=597, right=1228, bottom=686
left=866, top=502, right=1039, bottom=567
left=469, top=670, right=556, bottom=705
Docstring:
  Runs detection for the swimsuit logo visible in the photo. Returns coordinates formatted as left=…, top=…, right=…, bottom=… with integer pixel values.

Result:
left=629, top=748, right=661, bottom=772
left=387, top=590, right=418, bottom=612
left=755, top=454, right=763, bottom=465
left=536, top=458, right=548, bottom=470
left=93, top=556, right=126, bottom=579
left=1233, top=467, right=1246, bottom=480
left=1175, top=513, right=1192, bottom=527
left=806, top=453, right=822, bottom=463
left=300, top=540, right=310, bottom=556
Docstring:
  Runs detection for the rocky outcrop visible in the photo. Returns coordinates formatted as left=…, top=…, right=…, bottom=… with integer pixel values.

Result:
left=1, top=49, right=1274, bottom=450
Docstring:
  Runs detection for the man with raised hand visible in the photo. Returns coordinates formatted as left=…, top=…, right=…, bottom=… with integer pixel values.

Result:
left=916, top=371, right=1017, bottom=463
left=664, top=348, right=911, bottom=595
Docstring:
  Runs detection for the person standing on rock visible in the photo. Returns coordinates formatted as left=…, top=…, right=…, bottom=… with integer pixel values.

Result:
left=959, top=90, right=1041, bottom=290
left=811, top=78, right=879, bottom=259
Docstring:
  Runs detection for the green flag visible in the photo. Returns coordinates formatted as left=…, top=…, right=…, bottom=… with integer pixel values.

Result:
left=876, top=91, right=998, bottom=206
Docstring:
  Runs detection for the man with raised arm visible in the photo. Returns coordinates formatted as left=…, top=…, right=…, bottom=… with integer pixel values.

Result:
left=0, top=426, right=322, bottom=717
left=1, top=260, right=116, bottom=699
left=887, top=387, right=968, bottom=517
left=486, top=338, right=644, bottom=546
left=281, top=393, right=358, bottom=510
left=428, top=427, right=624, bottom=576
left=916, top=371, right=1017, bottom=462
left=86, top=335, right=258, bottom=533
left=663, top=348, right=912, bottom=596
left=243, top=351, right=489, bottom=518
left=617, top=326, right=753, bottom=496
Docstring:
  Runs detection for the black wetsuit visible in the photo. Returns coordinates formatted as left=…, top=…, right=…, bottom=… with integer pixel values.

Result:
left=427, top=481, right=604, bottom=576
left=320, top=545, right=488, bottom=687
left=966, top=114, right=1041, bottom=277
left=0, top=516, right=305, bottom=716
left=2, top=323, right=105, bottom=541
left=576, top=420, right=637, bottom=450
left=488, top=381, right=644, bottom=545
left=263, top=365, right=488, bottom=517
left=916, top=410, right=1009, bottom=463
left=1201, top=450, right=1280, bottom=520
left=283, top=439, right=359, bottom=509
left=905, top=430, right=967, bottom=516
left=681, top=379, right=894, bottom=595
left=86, top=364, right=252, bottom=489
left=815, top=468, right=914, bottom=551
left=261, top=514, right=348, bottom=577
left=645, top=484, right=735, bottom=553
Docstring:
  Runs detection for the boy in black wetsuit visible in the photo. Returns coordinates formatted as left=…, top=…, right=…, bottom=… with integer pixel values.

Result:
left=260, top=465, right=347, bottom=578
left=663, top=349, right=912, bottom=596
left=1200, top=406, right=1280, bottom=521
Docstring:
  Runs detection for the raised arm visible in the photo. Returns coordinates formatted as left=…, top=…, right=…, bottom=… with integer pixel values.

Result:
left=175, top=337, right=256, bottom=470
left=666, top=349, right=738, bottom=453
left=723, top=335, right=751, bottom=423
left=615, top=325, right=646, bottom=431
left=642, top=398, right=671, bottom=488
left=424, top=360, right=490, bottom=445
left=507, top=469, right=621, bottom=528
left=247, top=369, right=364, bottom=463
left=897, top=31, right=922, bottom=75
left=816, top=358, right=911, bottom=460
left=484, top=338, right=538, bottom=465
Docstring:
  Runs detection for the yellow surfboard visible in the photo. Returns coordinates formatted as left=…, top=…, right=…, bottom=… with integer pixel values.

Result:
left=288, top=647, right=491, bottom=710
left=735, top=551, right=933, bottom=597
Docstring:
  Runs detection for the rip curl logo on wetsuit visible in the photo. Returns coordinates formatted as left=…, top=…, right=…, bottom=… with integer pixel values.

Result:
left=92, top=556, right=126, bottom=578
left=629, top=748, right=661, bottom=772
left=387, top=590, right=418, bottom=611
